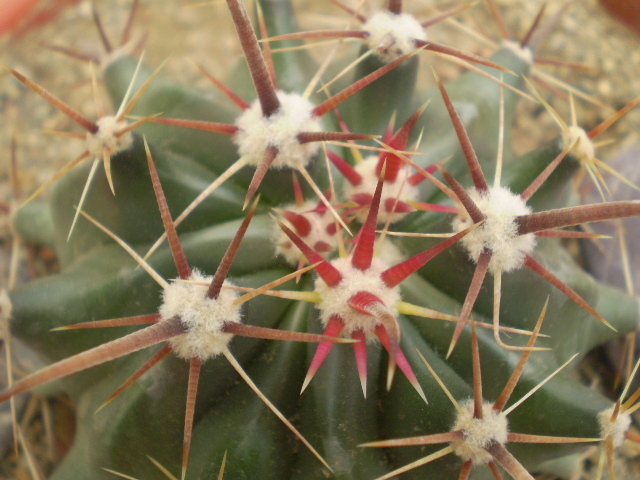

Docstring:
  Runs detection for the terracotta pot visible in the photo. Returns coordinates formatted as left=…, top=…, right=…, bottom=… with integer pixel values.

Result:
left=0, top=0, right=80, bottom=38
left=600, top=0, right=640, bottom=35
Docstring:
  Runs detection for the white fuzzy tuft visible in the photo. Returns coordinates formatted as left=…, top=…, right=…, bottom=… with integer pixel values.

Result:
left=453, top=186, right=535, bottom=273
left=375, top=237, right=406, bottom=266
left=451, top=401, right=509, bottom=465
left=272, top=200, right=339, bottom=266
left=160, top=270, right=241, bottom=360
left=501, top=39, right=534, bottom=65
left=562, top=126, right=595, bottom=164
left=362, top=11, right=427, bottom=63
left=0, top=289, right=12, bottom=338
left=315, top=257, right=400, bottom=337
left=234, top=91, right=323, bottom=169
left=343, top=156, right=420, bottom=224
left=85, top=115, right=133, bottom=159
left=598, top=406, right=631, bottom=449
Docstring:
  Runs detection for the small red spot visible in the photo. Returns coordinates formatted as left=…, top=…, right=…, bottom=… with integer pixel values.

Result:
left=314, top=241, right=332, bottom=252
left=352, top=193, right=373, bottom=206
left=384, top=198, right=414, bottom=214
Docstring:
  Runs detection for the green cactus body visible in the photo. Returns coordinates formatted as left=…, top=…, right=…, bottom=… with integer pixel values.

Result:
left=5, top=1, right=640, bottom=479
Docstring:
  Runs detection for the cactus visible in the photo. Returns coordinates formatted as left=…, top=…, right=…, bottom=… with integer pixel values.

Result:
left=3, top=1, right=640, bottom=479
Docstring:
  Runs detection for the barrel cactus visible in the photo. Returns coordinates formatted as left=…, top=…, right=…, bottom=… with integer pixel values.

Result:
left=3, top=1, right=640, bottom=479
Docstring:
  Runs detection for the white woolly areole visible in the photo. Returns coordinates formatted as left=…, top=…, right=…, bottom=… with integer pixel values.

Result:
left=453, top=186, right=536, bottom=273
left=598, top=406, right=631, bottom=449
left=0, top=289, right=12, bottom=337
left=501, top=39, right=534, bottom=65
left=314, top=257, right=400, bottom=337
left=344, top=156, right=420, bottom=224
left=562, top=126, right=595, bottom=164
left=272, top=200, right=339, bottom=266
left=451, top=401, right=509, bottom=465
left=375, top=237, right=406, bottom=267
left=362, top=11, right=427, bottom=63
left=160, top=270, right=241, bottom=360
left=85, top=115, right=133, bottom=159
left=234, top=91, right=323, bottom=169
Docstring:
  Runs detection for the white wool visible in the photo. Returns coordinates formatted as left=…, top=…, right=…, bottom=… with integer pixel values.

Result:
left=272, top=200, right=339, bottom=266
left=375, top=237, right=405, bottom=267
left=85, top=115, right=133, bottom=158
left=160, top=270, right=241, bottom=360
left=501, top=39, right=534, bottom=65
left=453, top=186, right=536, bottom=273
left=0, top=289, right=12, bottom=338
left=234, top=91, right=323, bottom=169
left=562, top=125, right=595, bottom=164
left=598, top=406, right=631, bottom=449
left=451, top=401, right=509, bottom=465
left=363, top=11, right=427, bottom=63
left=315, top=257, right=400, bottom=337
left=343, top=156, right=420, bottom=224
